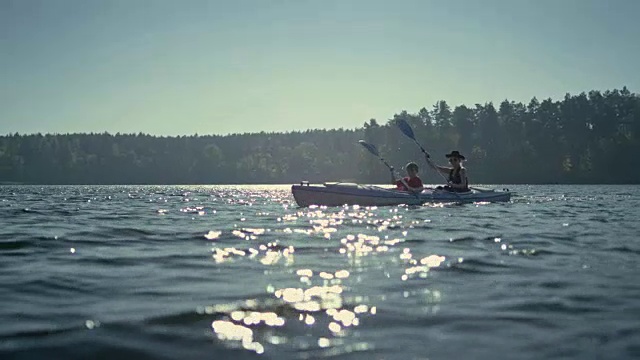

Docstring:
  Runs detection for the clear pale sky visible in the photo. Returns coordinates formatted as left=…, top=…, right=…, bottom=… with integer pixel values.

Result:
left=1, top=0, right=638, bottom=135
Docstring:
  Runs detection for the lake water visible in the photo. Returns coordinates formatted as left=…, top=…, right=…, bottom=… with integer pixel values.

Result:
left=1, top=185, right=639, bottom=360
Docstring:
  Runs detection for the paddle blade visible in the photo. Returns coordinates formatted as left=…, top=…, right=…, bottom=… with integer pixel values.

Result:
left=358, top=140, right=379, bottom=156
left=395, top=119, right=416, bottom=140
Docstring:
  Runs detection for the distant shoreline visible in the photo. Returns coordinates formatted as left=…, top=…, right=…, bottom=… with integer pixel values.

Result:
left=1, top=87, right=638, bottom=185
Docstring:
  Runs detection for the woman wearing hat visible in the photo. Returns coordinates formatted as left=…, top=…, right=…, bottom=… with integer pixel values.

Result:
left=426, top=151, right=469, bottom=192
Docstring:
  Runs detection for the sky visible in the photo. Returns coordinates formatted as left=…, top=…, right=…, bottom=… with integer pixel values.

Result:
left=1, top=0, right=639, bottom=136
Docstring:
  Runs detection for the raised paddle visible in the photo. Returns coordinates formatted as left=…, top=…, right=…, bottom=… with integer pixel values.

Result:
left=358, top=140, right=415, bottom=193
left=395, top=119, right=433, bottom=158
left=395, top=119, right=451, bottom=183
left=395, top=119, right=463, bottom=198
left=358, top=140, right=394, bottom=171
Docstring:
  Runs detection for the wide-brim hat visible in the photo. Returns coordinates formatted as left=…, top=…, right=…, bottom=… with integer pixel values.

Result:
left=445, top=150, right=465, bottom=160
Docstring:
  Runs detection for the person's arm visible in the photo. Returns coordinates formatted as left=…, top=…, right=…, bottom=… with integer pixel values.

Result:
left=405, top=178, right=424, bottom=193
left=424, top=154, right=450, bottom=174
left=435, top=165, right=451, bottom=174
left=407, top=184, right=424, bottom=193
left=391, top=168, right=410, bottom=190
left=432, top=162, right=452, bottom=175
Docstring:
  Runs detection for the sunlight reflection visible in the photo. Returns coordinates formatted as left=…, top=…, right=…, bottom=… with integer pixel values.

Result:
left=211, top=243, right=294, bottom=265
left=328, top=322, right=342, bottom=334
left=353, top=304, right=368, bottom=314
left=318, top=337, right=331, bottom=348
left=296, top=269, right=313, bottom=277
left=85, top=320, right=99, bottom=329
left=206, top=276, right=376, bottom=354
left=420, top=255, right=446, bottom=267
left=204, top=230, right=221, bottom=240
left=332, top=309, right=356, bottom=327
left=304, top=314, right=316, bottom=325
left=338, top=231, right=404, bottom=258
left=211, top=320, right=265, bottom=354
left=319, top=272, right=334, bottom=280
left=399, top=252, right=446, bottom=281
left=203, top=198, right=452, bottom=355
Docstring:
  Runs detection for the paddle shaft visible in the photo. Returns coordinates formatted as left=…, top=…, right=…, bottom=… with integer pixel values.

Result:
left=358, top=140, right=415, bottom=192
left=377, top=155, right=413, bottom=191
left=394, top=120, right=462, bottom=197
left=416, top=147, right=451, bottom=185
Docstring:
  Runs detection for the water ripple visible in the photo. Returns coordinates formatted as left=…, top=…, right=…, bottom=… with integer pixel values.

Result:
left=0, top=184, right=639, bottom=359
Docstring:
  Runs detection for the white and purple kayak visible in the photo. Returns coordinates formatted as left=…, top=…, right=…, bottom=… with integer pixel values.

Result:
left=291, top=182, right=511, bottom=207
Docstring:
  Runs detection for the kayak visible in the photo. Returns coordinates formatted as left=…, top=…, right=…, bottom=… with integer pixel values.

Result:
left=291, top=182, right=511, bottom=207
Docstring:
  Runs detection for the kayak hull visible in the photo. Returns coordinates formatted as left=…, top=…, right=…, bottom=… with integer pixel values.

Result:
left=291, top=183, right=511, bottom=207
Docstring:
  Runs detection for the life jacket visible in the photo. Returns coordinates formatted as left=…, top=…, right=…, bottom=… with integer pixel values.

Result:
left=448, top=168, right=469, bottom=191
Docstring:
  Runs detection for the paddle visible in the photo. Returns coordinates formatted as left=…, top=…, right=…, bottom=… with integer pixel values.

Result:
left=395, top=119, right=433, bottom=159
left=395, top=119, right=463, bottom=198
left=358, top=140, right=414, bottom=193
left=395, top=119, right=451, bottom=183
left=358, top=140, right=394, bottom=171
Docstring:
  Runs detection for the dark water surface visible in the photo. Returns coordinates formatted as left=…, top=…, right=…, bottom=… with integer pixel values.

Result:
left=1, top=185, right=639, bottom=360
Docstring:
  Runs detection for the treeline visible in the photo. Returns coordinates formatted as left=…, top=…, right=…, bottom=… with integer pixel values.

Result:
left=1, top=87, right=639, bottom=185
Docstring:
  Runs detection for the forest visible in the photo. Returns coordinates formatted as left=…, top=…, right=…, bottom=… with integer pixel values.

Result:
left=0, top=87, right=638, bottom=185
